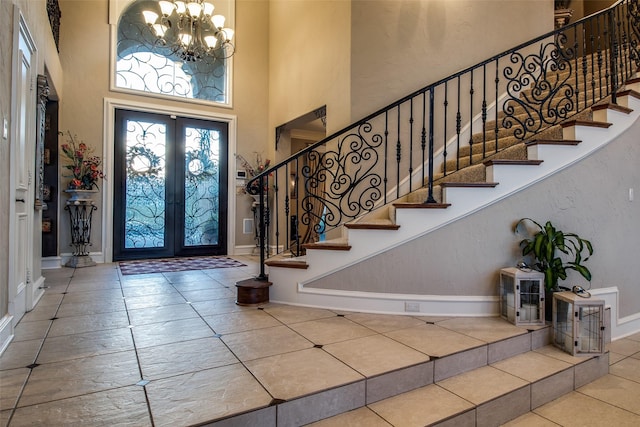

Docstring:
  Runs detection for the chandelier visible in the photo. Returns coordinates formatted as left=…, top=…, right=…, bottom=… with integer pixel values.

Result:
left=142, top=0, right=235, bottom=62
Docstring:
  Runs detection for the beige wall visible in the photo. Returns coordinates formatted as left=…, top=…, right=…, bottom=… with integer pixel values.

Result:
left=350, top=0, right=555, bottom=120
left=268, top=0, right=352, bottom=142
left=308, top=117, right=640, bottom=318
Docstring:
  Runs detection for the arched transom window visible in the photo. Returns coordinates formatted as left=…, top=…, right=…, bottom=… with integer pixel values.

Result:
left=115, top=0, right=233, bottom=105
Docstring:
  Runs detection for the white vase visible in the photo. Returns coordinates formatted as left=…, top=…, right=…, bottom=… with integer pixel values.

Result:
left=65, top=189, right=98, bottom=202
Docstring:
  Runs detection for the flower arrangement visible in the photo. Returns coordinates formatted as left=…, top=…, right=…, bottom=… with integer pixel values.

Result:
left=235, top=153, right=271, bottom=194
left=60, top=131, right=105, bottom=190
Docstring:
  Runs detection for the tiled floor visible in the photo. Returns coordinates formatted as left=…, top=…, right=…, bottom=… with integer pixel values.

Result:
left=0, top=256, right=638, bottom=426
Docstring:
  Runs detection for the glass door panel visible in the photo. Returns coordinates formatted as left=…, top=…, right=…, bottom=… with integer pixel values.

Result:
left=124, top=120, right=168, bottom=249
left=183, top=125, right=221, bottom=247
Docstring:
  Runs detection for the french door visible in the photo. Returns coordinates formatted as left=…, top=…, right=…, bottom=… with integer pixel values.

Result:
left=113, top=109, right=228, bottom=260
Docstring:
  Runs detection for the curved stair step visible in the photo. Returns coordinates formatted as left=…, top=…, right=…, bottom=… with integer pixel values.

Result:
left=439, top=181, right=499, bottom=188
left=561, top=119, right=612, bottom=129
left=302, top=242, right=352, bottom=251
left=483, top=159, right=543, bottom=166
left=393, top=202, right=451, bottom=209
left=345, top=220, right=400, bottom=230
left=264, top=259, right=309, bottom=269
left=525, top=139, right=581, bottom=147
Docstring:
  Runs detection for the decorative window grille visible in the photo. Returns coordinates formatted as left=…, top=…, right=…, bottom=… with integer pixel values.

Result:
left=115, top=0, right=232, bottom=105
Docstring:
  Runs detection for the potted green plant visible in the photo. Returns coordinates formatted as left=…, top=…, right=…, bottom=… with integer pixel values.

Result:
left=514, top=218, right=594, bottom=291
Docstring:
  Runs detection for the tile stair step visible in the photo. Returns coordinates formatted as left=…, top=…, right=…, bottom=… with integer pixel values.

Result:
left=225, top=321, right=609, bottom=426
left=309, top=343, right=609, bottom=427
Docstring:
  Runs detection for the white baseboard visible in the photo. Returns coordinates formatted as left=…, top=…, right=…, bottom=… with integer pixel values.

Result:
left=60, top=251, right=105, bottom=265
left=234, top=245, right=257, bottom=256
left=0, top=314, right=14, bottom=357
left=30, top=276, right=46, bottom=310
left=591, top=287, right=640, bottom=340
left=41, top=256, right=63, bottom=269
left=271, top=283, right=499, bottom=317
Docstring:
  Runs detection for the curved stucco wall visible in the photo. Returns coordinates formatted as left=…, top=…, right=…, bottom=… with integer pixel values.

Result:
left=268, top=0, right=352, bottom=137
left=307, top=115, right=640, bottom=318
left=350, top=0, right=554, bottom=120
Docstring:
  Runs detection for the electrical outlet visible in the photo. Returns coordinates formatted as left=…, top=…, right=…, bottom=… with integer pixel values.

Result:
left=405, top=302, right=420, bottom=312
left=2, top=117, right=7, bottom=140
left=243, top=218, right=254, bottom=234
left=629, top=188, right=634, bottom=202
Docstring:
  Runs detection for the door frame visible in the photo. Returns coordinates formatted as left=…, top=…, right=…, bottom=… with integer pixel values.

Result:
left=103, top=98, right=237, bottom=263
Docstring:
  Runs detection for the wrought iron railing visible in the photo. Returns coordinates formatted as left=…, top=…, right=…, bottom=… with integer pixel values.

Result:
left=248, top=0, right=640, bottom=279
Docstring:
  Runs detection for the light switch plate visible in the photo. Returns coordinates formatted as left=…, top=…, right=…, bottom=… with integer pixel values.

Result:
left=2, top=117, right=7, bottom=140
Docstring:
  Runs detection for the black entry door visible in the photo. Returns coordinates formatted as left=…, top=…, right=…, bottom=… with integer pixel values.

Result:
left=113, top=109, right=228, bottom=260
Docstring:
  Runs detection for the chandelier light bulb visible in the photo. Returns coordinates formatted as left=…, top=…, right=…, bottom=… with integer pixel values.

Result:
left=211, top=14, right=225, bottom=29
left=221, top=28, right=234, bottom=41
left=153, top=24, right=168, bottom=38
left=175, top=1, right=187, bottom=14
left=202, top=2, right=215, bottom=16
left=143, top=0, right=235, bottom=61
left=158, top=1, right=175, bottom=16
left=186, top=2, right=202, bottom=18
left=204, top=35, right=218, bottom=48
left=142, top=10, right=159, bottom=25
left=179, top=33, right=193, bottom=45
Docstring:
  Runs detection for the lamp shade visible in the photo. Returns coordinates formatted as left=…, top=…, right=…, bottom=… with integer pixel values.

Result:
left=203, top=2, right=215, bottom=16
left=158, top=1, right=175, bottom=16
left=179, top=33, right=193, bottom=45
left=186, top=2, right=202, bottom=18
left=152, top=24, right=168, bottom=37
left=221, top=28, right=234, bottom=41
left=142, top=10, right=159, bottom=25
left=212, top=14, right=225, bottom=29
left=175, top=1, right=187, bottom=14
left=204, top=35, right=218, bottom=48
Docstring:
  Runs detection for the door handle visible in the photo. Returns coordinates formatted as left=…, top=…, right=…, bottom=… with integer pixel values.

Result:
left=16, top=198, right=25, bottom=203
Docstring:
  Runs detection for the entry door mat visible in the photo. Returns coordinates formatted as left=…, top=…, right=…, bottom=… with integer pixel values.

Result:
left=119, top=256, right=247, bottom=275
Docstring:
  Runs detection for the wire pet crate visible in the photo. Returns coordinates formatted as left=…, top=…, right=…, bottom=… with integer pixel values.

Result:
left=499, top=267, right=545, bottom=326
left=552, top=291, right=605, bottom=356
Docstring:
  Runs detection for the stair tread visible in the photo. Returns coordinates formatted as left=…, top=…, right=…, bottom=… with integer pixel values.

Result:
left=561, top=119, right=612, bottom=128
left=302, top=241, right=352, bottom=250
left=439, top=181, right=499, bottom=188
left=618, top=88, right=640, bottom=99
left=264, top=259, right=308, bottom=269
left=393, top=202, right=451, bottom=209
left=483, top=159, right=544, bottom=166
left=345, top=220, right=400, bottom=230
left=591, top=102, right=633, bottom=114
left=526, top=139, right=581, bottom=146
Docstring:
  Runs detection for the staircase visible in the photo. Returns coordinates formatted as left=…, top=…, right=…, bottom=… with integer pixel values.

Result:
left=263, top=80, right=640, bottom=315
left=244, top=2, right=640, bottom=314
